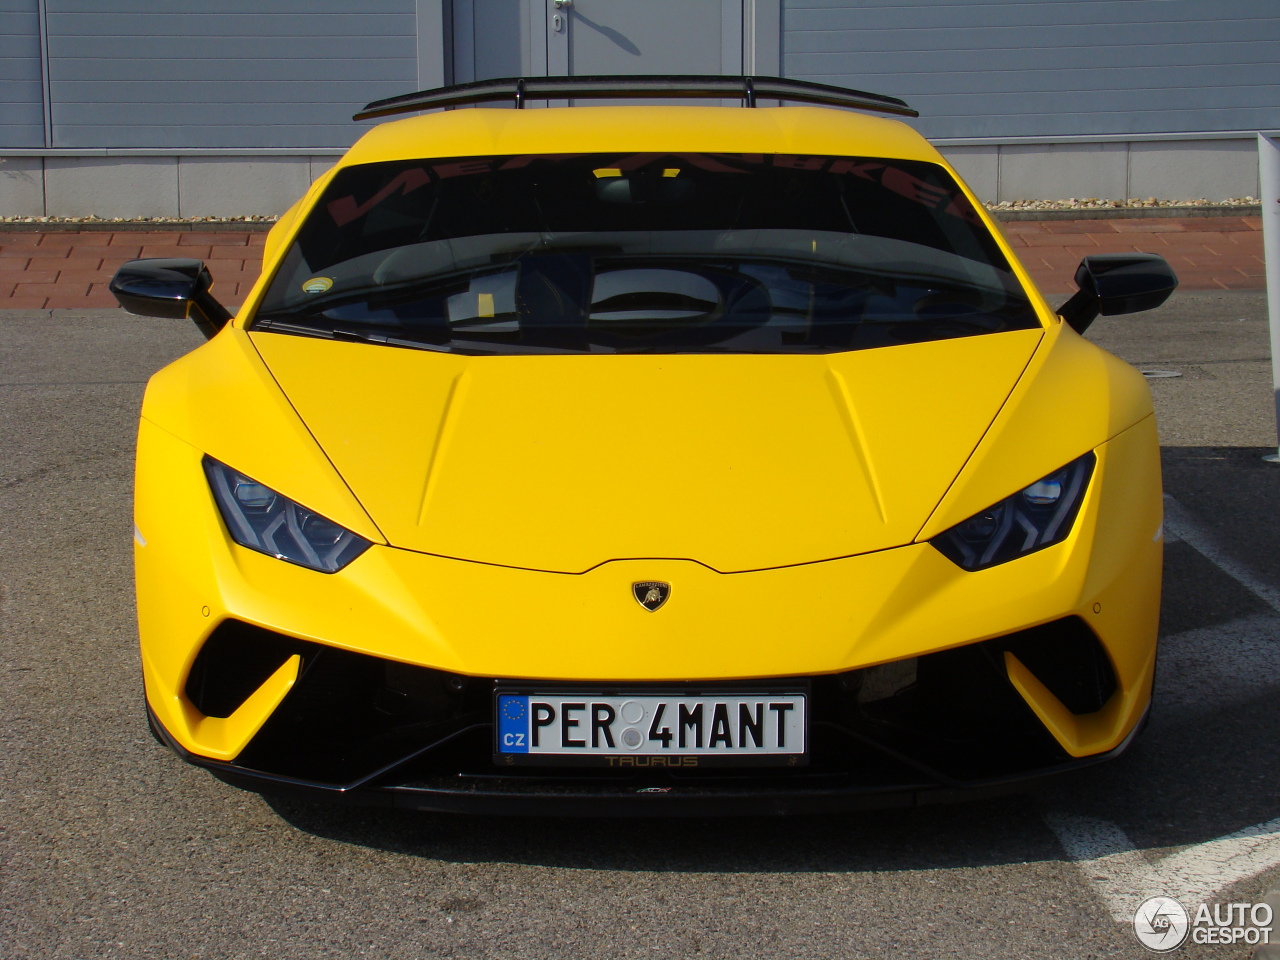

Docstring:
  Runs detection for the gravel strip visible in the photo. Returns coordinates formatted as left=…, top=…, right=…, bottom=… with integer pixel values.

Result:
left=986, top=196, right=1259, bottom=211
left=0, top=197, right=1263, bottom=231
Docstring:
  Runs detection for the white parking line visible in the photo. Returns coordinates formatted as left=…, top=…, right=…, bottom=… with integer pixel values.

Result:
left=1163, top=494, right=1280, bottom=615
left=1045, top=812, right=1280, bottom=922
left=1044, top=496, right=1280, bottom=918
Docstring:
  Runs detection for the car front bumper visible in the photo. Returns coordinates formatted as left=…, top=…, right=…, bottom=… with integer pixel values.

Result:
left=147, top=662, right=1150, bottom=817
left=135, top=413, right=1162, bottom=812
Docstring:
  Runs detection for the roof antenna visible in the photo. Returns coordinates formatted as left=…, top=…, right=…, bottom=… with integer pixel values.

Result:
left=515, top=78, right=526, bottom=109
left=744, top=76, right=756, bottom=108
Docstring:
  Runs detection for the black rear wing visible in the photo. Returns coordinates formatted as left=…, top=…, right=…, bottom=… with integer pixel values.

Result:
left=353, top=75, right=918, bottom=122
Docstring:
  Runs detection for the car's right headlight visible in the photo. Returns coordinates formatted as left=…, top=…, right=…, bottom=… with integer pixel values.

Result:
left=203, top=456, right=372, bottom=573
left=929, top=452, right=1096, bottom=571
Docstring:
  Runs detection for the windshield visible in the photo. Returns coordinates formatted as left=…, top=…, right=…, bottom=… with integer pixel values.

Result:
left=252, top=152, right=1039, bottom=355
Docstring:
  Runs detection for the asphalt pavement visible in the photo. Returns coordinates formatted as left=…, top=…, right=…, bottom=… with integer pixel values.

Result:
left=2, top=293, right=1278, bottom=959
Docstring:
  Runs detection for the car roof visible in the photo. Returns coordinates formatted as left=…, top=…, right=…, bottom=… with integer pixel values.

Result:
left=339, top=105, right=944, bottom=169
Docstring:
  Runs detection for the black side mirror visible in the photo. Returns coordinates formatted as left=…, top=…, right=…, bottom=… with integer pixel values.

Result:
left=109, top=258, right=233, bottom=340
left=1056, top=253, right=1178, bottom=334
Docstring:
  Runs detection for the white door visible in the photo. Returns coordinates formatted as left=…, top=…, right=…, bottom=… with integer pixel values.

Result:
left=548, top=0, right=742, bottom=78
left=452, top=0, right=743, bottom=85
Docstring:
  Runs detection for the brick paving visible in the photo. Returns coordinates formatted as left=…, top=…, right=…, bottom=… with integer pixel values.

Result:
left=1003, top=215, right=1264, bottom=295
left=0, top=216, right=1265, bottom=310
left=0, top=231, right=266, bottom=310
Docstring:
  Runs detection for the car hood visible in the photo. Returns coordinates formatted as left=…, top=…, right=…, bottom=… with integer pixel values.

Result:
left=251, top=330, right=1042, bottom=573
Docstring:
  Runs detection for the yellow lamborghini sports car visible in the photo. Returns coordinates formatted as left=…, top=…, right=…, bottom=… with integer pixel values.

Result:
left=114, top=76, right=1177, bottom=815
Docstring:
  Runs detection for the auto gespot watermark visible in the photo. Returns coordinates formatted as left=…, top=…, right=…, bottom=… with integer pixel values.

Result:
left=1133, top=896, right=1274, bottom=951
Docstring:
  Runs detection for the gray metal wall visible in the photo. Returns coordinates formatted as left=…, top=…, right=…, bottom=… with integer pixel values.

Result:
left=2, top=0, right=1278, bottom=214
left=6, top=0, right=418, bottom=150
left=6, top=1, right=1279, bottom=149
left=782, top=0, right=1280, bottom=141
left=0, top=0, right=43, bottom=148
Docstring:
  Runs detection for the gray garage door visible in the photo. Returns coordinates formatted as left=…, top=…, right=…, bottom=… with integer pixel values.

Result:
left=781, top=0, right=1280, bottom=140
left=13, top=1, right=418, bottom=150
left=0, top=0, right=43, bottom=148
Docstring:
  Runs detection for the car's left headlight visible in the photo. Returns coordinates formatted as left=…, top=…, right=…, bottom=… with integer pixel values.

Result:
left=930, top=452, right=1096, bottom=571
left=203, top=456, right=372, bottom=573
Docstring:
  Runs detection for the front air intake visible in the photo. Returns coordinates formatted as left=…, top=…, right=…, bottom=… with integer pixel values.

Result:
left=996, top=617, right=1118, bottom=715
left=184, top=620, right=315, bottom=718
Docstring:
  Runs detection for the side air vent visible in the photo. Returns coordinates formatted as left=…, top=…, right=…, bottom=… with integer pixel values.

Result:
left=185, top=620, right=315, bottom=718
left=996, top=617, right=1118, bottom=715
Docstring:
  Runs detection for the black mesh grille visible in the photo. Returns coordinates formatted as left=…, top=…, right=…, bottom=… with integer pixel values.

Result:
left=995, top=617, right=1118, bottom=715
left=184, top=620, right=315, bottom=719
left=817, top=639, right=1066, bottom=781
left=218, top=625, right=1103, bottom=790
left=235, top=645, right=479, bottom=783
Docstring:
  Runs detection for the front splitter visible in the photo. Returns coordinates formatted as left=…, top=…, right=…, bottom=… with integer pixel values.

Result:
left=147, top=699, right=1147, bottom=818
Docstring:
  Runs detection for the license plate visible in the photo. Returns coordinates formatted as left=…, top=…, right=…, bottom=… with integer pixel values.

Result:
left=494, top=691, right=806, bottom=767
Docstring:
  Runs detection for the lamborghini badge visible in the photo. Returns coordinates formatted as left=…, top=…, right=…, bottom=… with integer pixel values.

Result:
left=632, top=581, right=671, bottom=612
